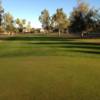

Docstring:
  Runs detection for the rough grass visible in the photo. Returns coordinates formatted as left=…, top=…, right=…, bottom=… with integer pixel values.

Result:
left=0, top=35, right=100, bottom=100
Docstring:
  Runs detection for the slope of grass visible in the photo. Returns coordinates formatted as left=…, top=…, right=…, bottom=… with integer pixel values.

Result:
left=0, top=36, right=100, bottom=57
left=0, top=35, right=100, bottom=100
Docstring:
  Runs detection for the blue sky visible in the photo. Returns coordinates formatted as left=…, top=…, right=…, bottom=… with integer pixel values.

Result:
left=2, top=0, right=100, bottom=28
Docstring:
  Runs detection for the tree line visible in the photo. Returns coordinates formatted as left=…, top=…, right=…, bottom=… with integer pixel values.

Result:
left=39, top=1, right=100, bottom=36
left=0, top=1, right=32, bottom=35
left=0, top=0, right=100, bottom=36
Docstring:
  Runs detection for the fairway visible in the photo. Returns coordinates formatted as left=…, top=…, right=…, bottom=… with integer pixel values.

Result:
left=0, top=35, right=100, bottom=100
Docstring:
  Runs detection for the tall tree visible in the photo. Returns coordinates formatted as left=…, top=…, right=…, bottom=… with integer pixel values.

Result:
left=3, top=12, right=14, bottom=34
left=22, top=19, right=26, bottom=28
left=90, top=9, right=100, bottom=32
left=69, top=1, right=90, bottom=34
left=0, top=0, right=4, bottom=32
left=69, top=1, right=100, bottom=37
left=39, top=9, right=50, bottom=33
left=26, top=21, right=31, bottom=32
left=52, top=8, right=69, bottom=36
left=15, top=18, right=26, bottom=32
left=0, top=0, right=4, bottom=26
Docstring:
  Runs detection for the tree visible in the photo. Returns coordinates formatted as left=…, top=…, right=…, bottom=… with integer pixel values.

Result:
left=69, top=1, right=90, bottom=34
left=39, top=9, right=50, bottom=33
left=52, top=8, right=69, bottom=36
left=15, top=18, right=26, bottom=32
left=0, top=0, right=4, bottom=32
left=90, top=9, right=100, bottom=32
left=26, top=21, right=31, bottom=32
left=0, top=0, right=4, bottom=26
left=3, top=12, right=15, bottom=35
left=22, top=19, right=26, bottom=28
left=70, top=0, right=100, bottom=36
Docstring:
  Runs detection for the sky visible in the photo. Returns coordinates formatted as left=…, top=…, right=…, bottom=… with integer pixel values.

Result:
left=2, top=0, right=100, bottom=28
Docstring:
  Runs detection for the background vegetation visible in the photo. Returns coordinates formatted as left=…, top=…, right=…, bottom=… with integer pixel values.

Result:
left=0, top=0, right=100, bottom=36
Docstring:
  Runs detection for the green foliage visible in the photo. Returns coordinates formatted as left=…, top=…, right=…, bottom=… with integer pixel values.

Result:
left=3, top=12, right=15, bottom=32
left=69, top=1, right=100, bottom=34
left=26, top=21, right=31, bottom=32
left=0, top=1, right=4, bottom=26
left=15, top=18, right=26, bottom=32
left=52, top=8, right=69, bottom=36
left=39, top=9, right=50, bottom=31
left=0, top=0, right=100, bottom=35
left=69, top=2, right=89, bottom=33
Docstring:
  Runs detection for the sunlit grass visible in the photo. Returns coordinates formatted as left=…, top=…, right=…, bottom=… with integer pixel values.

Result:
left=0, top=35, right=100, bottom=100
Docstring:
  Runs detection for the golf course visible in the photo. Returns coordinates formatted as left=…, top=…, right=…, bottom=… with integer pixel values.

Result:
left=0, top=35, right=100, bottom=100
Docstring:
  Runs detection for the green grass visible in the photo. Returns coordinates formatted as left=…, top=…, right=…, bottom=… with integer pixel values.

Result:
left=0, top=35, right=100, bottom=100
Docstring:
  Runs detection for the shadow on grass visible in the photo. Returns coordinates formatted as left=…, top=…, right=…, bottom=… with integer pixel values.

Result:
left=70, top=50, right=100, bottom=54
left=29, top=41, right=100, bottom=55
left=62, top=42, right=100, bottom=50
left=66, top=44, right=100, bottom=55
left=30, top=41, right=100, bottom=49
left=61, top=42, right=100, bottom=55
left=0, top=36, right=100, bottom=56
left=0, top=36, right=74, bottom=41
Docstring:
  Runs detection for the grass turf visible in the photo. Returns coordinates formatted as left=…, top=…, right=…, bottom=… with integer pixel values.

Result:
left=0, top=35, right=100, bottom=100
